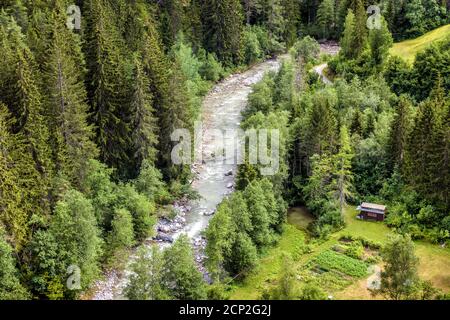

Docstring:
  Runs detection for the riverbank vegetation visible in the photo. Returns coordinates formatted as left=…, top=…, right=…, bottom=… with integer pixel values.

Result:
left=0, top=0, right=302, bottom=300
left=0, top=0, right=449, bottom=301
left=206, top=1, right=449, bottom=300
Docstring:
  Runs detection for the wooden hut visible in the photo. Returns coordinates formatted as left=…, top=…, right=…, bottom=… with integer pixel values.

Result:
left=356, top=203, right=387, bottom=221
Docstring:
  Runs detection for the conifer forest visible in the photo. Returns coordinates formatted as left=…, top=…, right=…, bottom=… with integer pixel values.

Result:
left=0, top=0, right=449, bottom=303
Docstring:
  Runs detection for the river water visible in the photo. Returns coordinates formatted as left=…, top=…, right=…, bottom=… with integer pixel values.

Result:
left=89, top=56, right=285, bottom=300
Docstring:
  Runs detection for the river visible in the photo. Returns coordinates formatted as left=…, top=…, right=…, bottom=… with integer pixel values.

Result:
left=89, top=55, right=285, bottom=300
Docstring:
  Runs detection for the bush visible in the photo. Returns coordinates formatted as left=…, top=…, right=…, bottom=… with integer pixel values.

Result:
left=108, top=208, right=135, bottom=252
left=243, top=26, right=263, bottom=65
left=345, top=241, right=364, bottom=260
left=199, top=50, right=225, bottom=82
left=289, top=36, right=321, bottom=64
left=311, top=250, right=368, bottom=278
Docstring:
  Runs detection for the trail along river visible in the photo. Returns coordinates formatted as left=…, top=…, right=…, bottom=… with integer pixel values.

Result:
left=89, top=55, right=285, bottom=300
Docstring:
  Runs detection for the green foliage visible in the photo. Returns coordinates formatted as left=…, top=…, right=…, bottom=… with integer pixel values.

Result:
left=30, top=189, right=102, bottom=298
left=201, top=0, right=244, bottom=66
left=242, top=26, right=263, bottom=65
left=108, top=208, right=135, bottom=254
left=0, top=230, right=29, bottom=300
left=124, top=245, right=170, bottom=300
left=317, top=0, right=336, bottom=39
left=299, top=282, right=328, bottom=300
left=368, top=17, right=393, bottom=69
left=374, top=234, right=420, bottom=300
left=266, top=253, right=298, bottom=300
left=162, top=235, right=207, bottom=300
left=309, top=250, right=368, bottom=278
left=289, top=36, right=321, bottom=64
left=199, top=50, right=225, bottom=82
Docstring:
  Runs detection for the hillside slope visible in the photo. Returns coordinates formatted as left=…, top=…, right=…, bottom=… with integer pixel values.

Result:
left=390, top=24, right=450, bottom=63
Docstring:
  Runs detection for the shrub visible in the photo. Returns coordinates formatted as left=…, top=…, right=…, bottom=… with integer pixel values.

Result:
left=243, top=26, right=263, bottom=65
left=311, top=250, right=368, bottom=278
left=199, top=50, right=225, bottom=82
left=345, top=241, right=364, bottom=260
left=289, top=36, right=321, bottom=64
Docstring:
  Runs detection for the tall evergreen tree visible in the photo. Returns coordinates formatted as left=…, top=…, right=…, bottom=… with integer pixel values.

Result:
left=129, top=55, right=158, bottom=176
left=331, top=125, right=354, bottom=216
left=387, top=96, right=412, bottom=172
left=0, top=229, right=29, bottom=300
left=317, top=0, right=336, bottom=39
left=44, top=7, right=98, bottom=187
left=0, top=15, right=52, bottom=224
left=340, top=9, right=356, bottom=59
left=83, top=0, right=131, bottom=178
left=202, top=0, right=244, bottom=66
left=368, top=16, right=393, bottom=68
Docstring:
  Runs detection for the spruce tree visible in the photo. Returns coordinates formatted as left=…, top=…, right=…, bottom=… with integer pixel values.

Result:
left=387, top=96, right=412, bottom=173
left=317, top=0, right=336, bottom=39
left=331, top=125, right=354, bottom=216
left=83, top=0, right=131, bottom=177
left=0, top=229, right=29, bottom=300
left=44, top=7, right=98, bottom=187
left=340, top=9, right=356, bottom=59
left=130, top=55, right=158, bottom=176
left=0, top=104, right=27, bottom=249
left=0, top=15, right=52, bottom=225
left=368, top=16, right=393, bottom=68
left=202, top=0, right=244, bottom=66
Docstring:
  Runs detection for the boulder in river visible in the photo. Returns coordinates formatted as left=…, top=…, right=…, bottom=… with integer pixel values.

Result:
left=203, top=210, right=216, bottom=216
left=155, top=233, right=174, bottom=243
left=226, top=182, right=234, bottom=189
left=224, top=169, right=233, bottom=176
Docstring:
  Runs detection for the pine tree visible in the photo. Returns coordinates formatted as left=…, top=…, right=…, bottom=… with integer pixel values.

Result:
left=405, top=90, right=446, bottom=205
left=0, top=104, right=27, bottom=248
left=350, top=108, right=363, bottom=136
left=261, top=0, right=286, bottom=51
left=387, top=96, right=412, bottom=172
left=351, top=0, right=368, bottom=58
left=331, top=125, right=354, bottom=216
left=368, top=16, right=393, bottom=68
left=0, top=229, right=29, bottom=300
left=83, top=0, right=131, bottom=177
left=282, top=0, right=301, bottom=47
left=44, top=8, right=98, bottom=187
left=0, top=15, right=52, bottom=226
left=125, top=2, right=172, bottom=175
left=305, top=90, right=337, bottom=159
left=340, top=9, right=356, bottom=59
left=202, top=0, right=244, bottom=66
left=129, top=55, right=158, bottom=176
left=317, top=0, right=335, bottom=39
left=405, top=0, right=426, bottom=37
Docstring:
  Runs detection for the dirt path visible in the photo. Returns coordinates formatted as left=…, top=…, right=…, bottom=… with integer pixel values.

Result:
left=314, top=41, right=340, bottom=84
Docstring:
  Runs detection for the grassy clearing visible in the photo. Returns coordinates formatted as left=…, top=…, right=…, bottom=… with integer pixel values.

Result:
left=229, top=224, right=306, bottom=300
left=229, top=205, right=450, bottom=299
left=390, top=24, right=450, bottom=63
left=287, top=207, right=314, bottom=231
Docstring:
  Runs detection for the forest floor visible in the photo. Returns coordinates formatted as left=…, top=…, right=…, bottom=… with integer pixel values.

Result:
left=229, top=206, right=450, bottom=300
left=390, top=24, right=450, bottom=63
